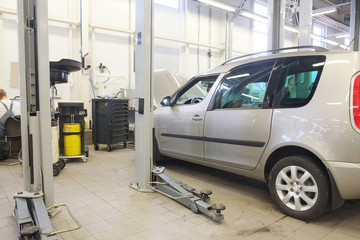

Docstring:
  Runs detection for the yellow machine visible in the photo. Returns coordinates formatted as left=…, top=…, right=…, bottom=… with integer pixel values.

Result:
left=63, top=123, right=81, bottom=156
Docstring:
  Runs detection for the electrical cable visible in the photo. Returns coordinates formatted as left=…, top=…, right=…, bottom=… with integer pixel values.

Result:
left=46, top=203, right=81, bottom=236
left=0, top=160, right=21, bottom=166
left=80, top=0, right=83, bottom=67
left=89, top=69, right=96, bottom=98
left=345, top=33, right=359, bottom=51
left=0, top=148, right=21, bottom=166
left=102, top=67, right=111, bottom=83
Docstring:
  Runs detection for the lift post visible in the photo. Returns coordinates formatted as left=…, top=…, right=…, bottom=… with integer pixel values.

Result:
left=130, top=0, right=153, bottom=192
left=14, top=0, right=57, bottom=239
left=131, top=0, right=225, bottom=222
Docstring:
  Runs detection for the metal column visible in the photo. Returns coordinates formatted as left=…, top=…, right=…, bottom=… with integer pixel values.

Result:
left=268, top=0, right=285, bottom=50
left=298, top=0, right=312, bottom=46
left=350, top=0, right=360, bottom=51
left=17, top=0, right=53, bottom=208
left=129, top=1, right=226, bottom=221
left=79, top=0, right=91, bottom=116
left=130, top=0, right=153, bottom=192
left=15, top=0, right=57, bottom=239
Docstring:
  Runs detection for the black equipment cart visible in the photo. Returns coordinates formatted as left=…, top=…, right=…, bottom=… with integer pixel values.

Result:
left=92, top=98, right=129, bottom=152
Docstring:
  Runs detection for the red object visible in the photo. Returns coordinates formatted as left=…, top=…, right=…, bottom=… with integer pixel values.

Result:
left=352, top=74, right=360, bottom=130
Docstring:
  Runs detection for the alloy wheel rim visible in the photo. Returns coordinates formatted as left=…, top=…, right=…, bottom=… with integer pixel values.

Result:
left=275, top=165, right=318, bottom=211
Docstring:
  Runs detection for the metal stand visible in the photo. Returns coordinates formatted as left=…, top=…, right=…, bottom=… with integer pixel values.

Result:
left=50, top=59, right=83, bottom=176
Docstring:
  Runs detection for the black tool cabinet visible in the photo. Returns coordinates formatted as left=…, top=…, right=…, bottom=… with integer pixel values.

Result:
left=92, top=98, right=129, bottom=152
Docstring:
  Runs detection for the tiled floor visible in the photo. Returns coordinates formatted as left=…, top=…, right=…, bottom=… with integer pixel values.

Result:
left=1, top=146, right=360, bottom=240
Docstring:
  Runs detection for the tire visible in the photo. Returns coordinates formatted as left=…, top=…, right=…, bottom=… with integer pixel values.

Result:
left=53, top=165, right=61, bottom=177
left=94, top=144, right=99, bottom=151
left=59, top=159, right=66, bottom=169
left=269, top=155, right=330, bottom=220
left=107, top=146, right=112, bottom=152
left=153, top=138, right=164, bottom=165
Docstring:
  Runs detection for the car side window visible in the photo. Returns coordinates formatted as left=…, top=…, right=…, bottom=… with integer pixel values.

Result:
left=175, top=76, right=217, bottom=105
left=212, top=60, right=276, bottom=110
left=275, top=56, right=325, bottom=108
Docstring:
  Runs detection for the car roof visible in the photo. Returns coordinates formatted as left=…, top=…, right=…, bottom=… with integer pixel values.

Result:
left=199, top=49, right=358, bottom=76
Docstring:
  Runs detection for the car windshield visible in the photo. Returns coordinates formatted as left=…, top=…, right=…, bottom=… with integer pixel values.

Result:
left=176, top=76, right=218, bottom=105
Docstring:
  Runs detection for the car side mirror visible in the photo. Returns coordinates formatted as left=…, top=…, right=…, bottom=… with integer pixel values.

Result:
left=160, top=96, right=171, bottom=106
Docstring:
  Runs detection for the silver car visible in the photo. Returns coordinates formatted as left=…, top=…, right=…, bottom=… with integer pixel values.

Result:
left=153, top=46, right=360, bottom=220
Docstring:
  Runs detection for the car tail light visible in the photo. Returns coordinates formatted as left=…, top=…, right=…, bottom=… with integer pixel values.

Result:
left=351, top=74, right=360, bottom=131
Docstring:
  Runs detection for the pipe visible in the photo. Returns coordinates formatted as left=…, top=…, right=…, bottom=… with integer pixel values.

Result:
left=90, top=23, right=134, bottom=34
left=0, top=7, right=79, bottom=25
left=350, top=0, right=360, bottom=51
left=128, top=0, right=133, bottom=89
left=197, top=4, right=200, bottom=73
left=208, top=7, right=212, bottom=69
left=48, top=16, right=78, bottom=25
left=91, top=0, right=96, bottom=85
left=155, top=33, right=223, bottom=50
left=89, top=22, right=223, bottom=50
left=80, top=0, right=84, bottom=67
left=225, top=12, right=229, bottom=60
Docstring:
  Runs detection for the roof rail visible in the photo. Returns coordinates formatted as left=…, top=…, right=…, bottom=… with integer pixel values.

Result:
left=221, top=45, right=329, bottom=66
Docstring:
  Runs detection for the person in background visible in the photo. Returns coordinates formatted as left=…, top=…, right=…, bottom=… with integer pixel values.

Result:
left=0, top=89, right=21, bottom=160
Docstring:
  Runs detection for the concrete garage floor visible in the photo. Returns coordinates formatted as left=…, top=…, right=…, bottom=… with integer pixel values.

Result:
left=1, top=147, right=360, bottom=240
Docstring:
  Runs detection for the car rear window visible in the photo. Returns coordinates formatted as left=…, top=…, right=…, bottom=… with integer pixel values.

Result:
left=212, top=59, right=277, bottom=110
left=274, top=56, right=326, bottom=108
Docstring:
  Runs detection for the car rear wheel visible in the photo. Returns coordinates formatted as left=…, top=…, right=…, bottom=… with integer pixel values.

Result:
left=269, top=155, right=330, bottom=220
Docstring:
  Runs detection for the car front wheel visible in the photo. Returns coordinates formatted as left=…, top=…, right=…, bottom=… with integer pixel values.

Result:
left=269, top=155, right=330, bottom=220
left=153, top=138, right=164, bottom=165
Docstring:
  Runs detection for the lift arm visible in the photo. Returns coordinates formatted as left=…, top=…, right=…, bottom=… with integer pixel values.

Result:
left=150, top=167, right=225, bottom=222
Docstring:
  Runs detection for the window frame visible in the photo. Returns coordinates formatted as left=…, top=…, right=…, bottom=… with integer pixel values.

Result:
left=208, top=58, right=280, bottom=111
left=272, top=55, right=326, bottom=109
left=169, top=74, right=220, bottom=106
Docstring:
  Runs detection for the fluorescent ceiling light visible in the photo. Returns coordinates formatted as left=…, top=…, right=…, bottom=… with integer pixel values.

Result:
left=324, top=39, right=339, bottom=46
left=241, top=11, right=268, bottom=23
left=311, top=35, right=343, bottom=48
left=311, top=34, right=321, bottom=39
left=240, top=11, right=298, bottom=34
left=313, top=62, right=325, bottom=67
left=197, top=0, right=235, bottom=12
left=335, top=34, right=350, bottom=39
left=284, top=26, right=299, bottom=33
left=242, top=93, right=259, bottom=100
left=312, top=8, right=336, bottom=16
left=339, top=44, right=347, bottom=49
left=227, top=73, right=250, bottom=79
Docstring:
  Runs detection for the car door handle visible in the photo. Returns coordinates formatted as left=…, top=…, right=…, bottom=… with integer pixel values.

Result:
left=192, top=115, right=203, bottom=121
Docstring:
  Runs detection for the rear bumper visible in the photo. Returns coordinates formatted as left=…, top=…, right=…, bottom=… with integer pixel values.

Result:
left=327, top=161, right=360, bottom=199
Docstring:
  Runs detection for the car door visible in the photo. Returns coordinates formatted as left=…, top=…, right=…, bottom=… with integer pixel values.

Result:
left=204, top=59, right=280, bottom=170
left=158, top=75, right=219, bottom=162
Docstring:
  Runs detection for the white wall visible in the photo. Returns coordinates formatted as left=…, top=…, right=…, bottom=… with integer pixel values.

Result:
left=0, top=0, right=303, bottom=103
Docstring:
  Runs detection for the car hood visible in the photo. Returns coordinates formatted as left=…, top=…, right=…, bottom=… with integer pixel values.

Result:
left=153, top=69, right=188, bottom=108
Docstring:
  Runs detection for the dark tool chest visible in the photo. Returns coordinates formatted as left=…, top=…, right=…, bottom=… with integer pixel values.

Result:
left=92, top=98, right=129, bottom=151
